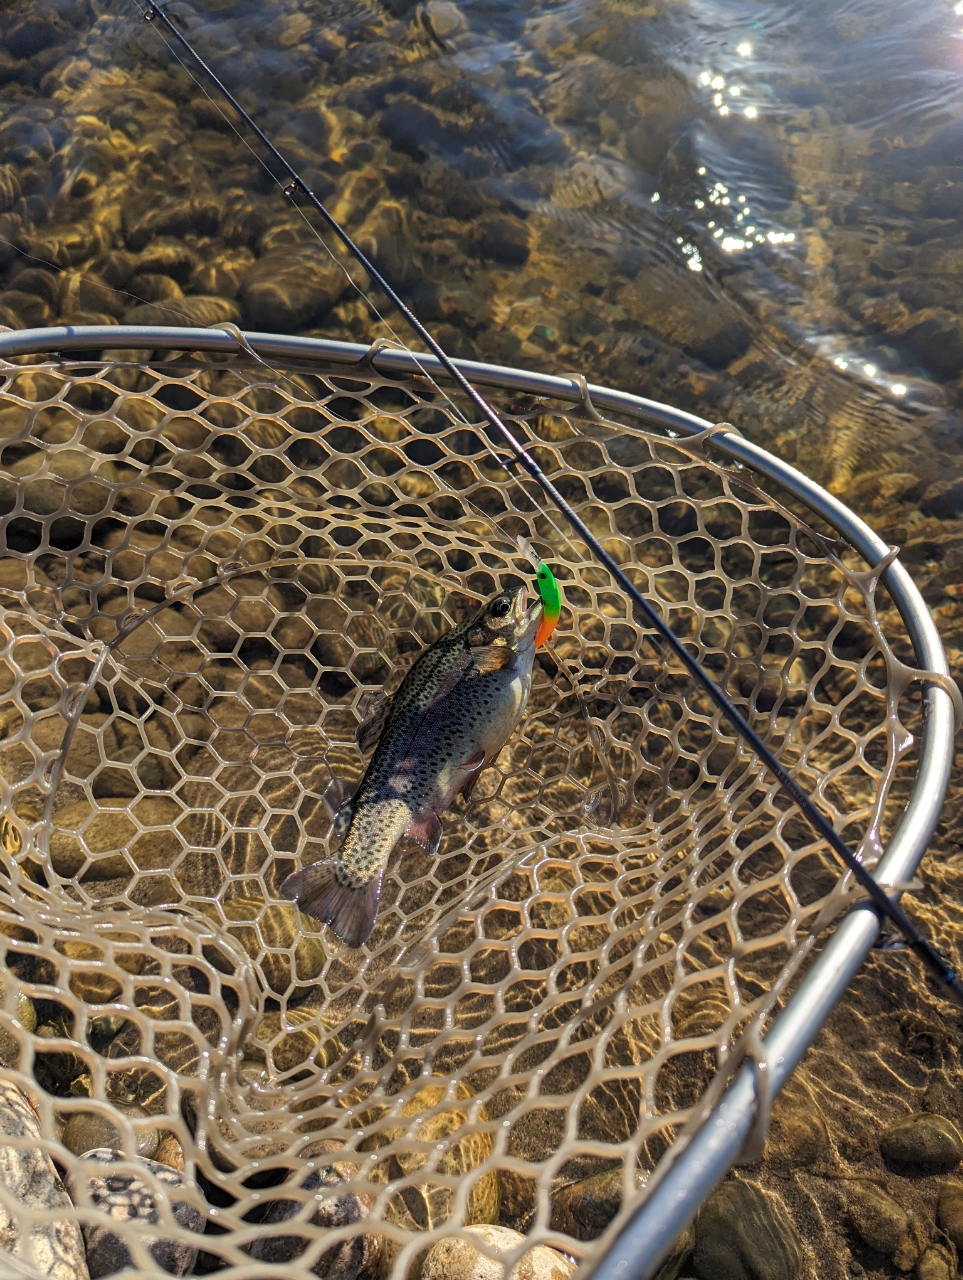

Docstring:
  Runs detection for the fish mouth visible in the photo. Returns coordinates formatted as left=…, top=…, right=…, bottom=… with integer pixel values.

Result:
left=513, top=586, right=544, bottom=641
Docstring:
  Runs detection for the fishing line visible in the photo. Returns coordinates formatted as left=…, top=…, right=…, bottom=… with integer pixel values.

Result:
left=131, top=5, right=490, bottom=445
left=134, top=0, right=963, bottom=1005
left=130, top=0, right=592, bottom=574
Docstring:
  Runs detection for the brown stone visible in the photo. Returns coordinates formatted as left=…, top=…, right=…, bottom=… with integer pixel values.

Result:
left=844, top=1181, right=922, bottom=1271
left=692, top=1180, right=803, bottom=1280
left=362, top=1080, right=498, bottom=1278
left=154, top=1133, right=185, bottom=1171
left=242, top=245, right=345, bottom=330
left=937, top=1180, right=963, bottom=1253
left=917, top=1243, right=954, bottom=1280
left=880, top=1113, right=963, bottom=1173
left=0, top=980, right=37, bottom=1067
left=765, top=1087, right=831, bottom=1171
left=61, top=1107, right=160, bottom=1160
left=551, top=1167, right=645, bottom=1240
left=248, top=1160, right=381, bottom=1279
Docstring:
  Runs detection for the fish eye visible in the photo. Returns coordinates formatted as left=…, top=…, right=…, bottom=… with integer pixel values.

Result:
left=491, top=598, right=512, bottom=617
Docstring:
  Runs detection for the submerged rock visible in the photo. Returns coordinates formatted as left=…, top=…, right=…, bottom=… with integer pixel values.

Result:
left=248, top=1157, right=381, bottom=1279
left=421, top=1, right=468, bottom=43
left=61, top=1107, right=160, bottom=1160
left=154, top=1133, right=185, bottom=1171
left=551, top=1167, right=645, bottom=1240
left=73, top=1149, right=204, bottom=1278
left=125, top=196, right=221, bottom=251
left=421, top=1225, right=574, bottom=1280
left=471, top=213, right=530, bottom=266
left=364, top=1080, right=498, bottom=1227
left=917, top=1243, right=954, bottom=1280
left=843, top=1180, right=922, bottom=1271
left=879, top=1112, right=963, bottom=1172
left=937, top=1180, right=963, bottom=1252
left=242, top=245, right=345, bottom=330
left=363, top=1080, right=498, bottom=1278
left=0, top=1079, right=89, bottom=1279
left=0, top=974, right=37, bottom=1067
left=920, top=479, right=963, bottom=521
left=132, top=238, right=199, bottom=285
left=691, top=1180, right=803, bottom=1280
left=0, top=288, right=51, bottom=327
left=123, top=295, right=240, bottom=328
left=765, top=1087, right=831, bottom=1173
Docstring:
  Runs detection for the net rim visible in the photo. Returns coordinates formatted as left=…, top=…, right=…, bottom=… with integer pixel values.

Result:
left=0, top=323, right=954, bottom=1280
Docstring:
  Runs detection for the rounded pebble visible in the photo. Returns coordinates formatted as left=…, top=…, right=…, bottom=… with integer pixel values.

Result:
left=422, top=1225, right=574, bottom=1280
left=918, top=1243, right=954, bottom=1280
left=879, top=1113, right=963, bottom=1172
left=0, top=1079, right=89, bottom=1279
left=422, top=0, right=467, bottom=41
left=73, top=1149, right=204, bottom=1278
left=62, top=1109, right=159, bottom=1161
left=248, top=1159, right=380, bottom=1280
left=153, top=1133, right=185, bottom=1171
left=551, top=1168, right=646, bottom=1240
left=691, top=1180, right=803, bottom=1280
left=844, top=1181, right=922, bottom=1270
left=0, top=988, right=34, bottom=1070
left=937, top=1180, right=963, bottom=1252
left=766, top=1089, right=830, bottom=1172
left=0, top=977, right=37, bottom=1067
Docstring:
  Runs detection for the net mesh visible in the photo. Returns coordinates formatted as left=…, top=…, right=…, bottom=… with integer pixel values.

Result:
left=0, top=340, right=928, bottom=1278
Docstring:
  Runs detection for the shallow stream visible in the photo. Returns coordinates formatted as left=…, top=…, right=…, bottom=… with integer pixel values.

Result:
left=1, top=0, right=963, bottom=1277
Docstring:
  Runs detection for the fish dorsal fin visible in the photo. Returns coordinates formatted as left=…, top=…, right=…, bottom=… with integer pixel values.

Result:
left=357, top=691, right=394, bottom=754
left=470, top=643, right=514, bottom=676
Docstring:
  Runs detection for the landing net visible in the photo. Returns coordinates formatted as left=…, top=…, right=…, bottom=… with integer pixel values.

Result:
left=0, top=336, right=936, bottom=1278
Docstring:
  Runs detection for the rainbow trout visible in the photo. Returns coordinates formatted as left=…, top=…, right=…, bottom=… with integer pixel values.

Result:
left=280, top=586, right=543, bottom=947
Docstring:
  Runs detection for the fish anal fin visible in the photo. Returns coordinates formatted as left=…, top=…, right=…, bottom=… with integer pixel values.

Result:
left=470, top=644, right=514, bottom=676
left=322, top=777, right=356, bottom=839
left=406, top=810, right=443, bottom=858
left=280, top=862, right=383, bottom=948
left=357, top=692, right=393, bottom=754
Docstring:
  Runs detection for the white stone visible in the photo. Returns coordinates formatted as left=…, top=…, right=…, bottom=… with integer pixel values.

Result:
left=0, top=1080, right=90, bottom=1279
left=422, top=1224, right=575, bottom=1280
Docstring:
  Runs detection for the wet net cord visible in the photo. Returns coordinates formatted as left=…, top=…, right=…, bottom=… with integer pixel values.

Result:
left=136, top=0, right=963, bottom=1004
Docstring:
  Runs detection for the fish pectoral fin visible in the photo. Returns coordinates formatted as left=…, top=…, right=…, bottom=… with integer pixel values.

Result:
left=357, top=691, right=394, bottom=754
left=421, top=650, right=474, bottom=713
left=406, top=811, right=443, bottom=858
left=469, top=644, right=514, bottom=676
left=280, top=861, right=383, bottom=949
left=459, top=749, right=486, bottom=802
left=322, top=777, right=356, bottom=839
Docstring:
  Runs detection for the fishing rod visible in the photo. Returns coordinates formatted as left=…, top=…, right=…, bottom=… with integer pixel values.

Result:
left=137, top=0, right=963, bottom=1005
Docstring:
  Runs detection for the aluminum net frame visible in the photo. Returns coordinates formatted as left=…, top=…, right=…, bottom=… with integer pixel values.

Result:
left=0, top=325, right=953, bottom=1280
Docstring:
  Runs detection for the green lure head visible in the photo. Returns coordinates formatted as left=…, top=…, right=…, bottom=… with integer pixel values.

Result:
left=534, top=560, right=561, bottom=648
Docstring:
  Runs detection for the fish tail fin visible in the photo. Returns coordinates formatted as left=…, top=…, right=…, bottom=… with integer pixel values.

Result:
left=280, top=862, right=383, bottom=948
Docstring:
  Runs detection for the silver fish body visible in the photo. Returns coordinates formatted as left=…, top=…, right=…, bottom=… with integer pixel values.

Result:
left=280, top=586, right=542, bottom=946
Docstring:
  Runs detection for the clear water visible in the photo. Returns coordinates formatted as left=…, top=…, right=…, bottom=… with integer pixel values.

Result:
left=1, top=1, right=962, bottom=1276
left=3, top=0, right=963, bottom=473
